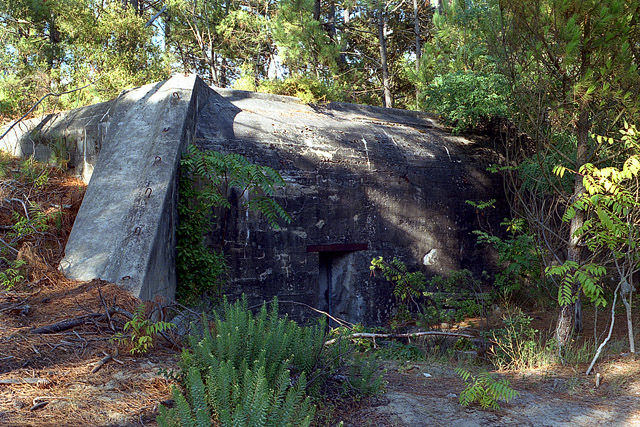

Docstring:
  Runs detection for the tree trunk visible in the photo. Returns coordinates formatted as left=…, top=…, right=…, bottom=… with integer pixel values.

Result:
left=377, top=5, right=392, bottom=108
left=558, top=106, right=589, bottom=348
left=556, top=304, right=574, bottom=353
left=413, top=0, right=421, bottom=108
left=313, top=0, right=321, bottom=21
left=47, top=14, right=59, bottom=72
left=328, top=0, right=337, bottom=41
left=220, top=58, right=228, bottom=88
left=621, top=280, right=635, bottom=353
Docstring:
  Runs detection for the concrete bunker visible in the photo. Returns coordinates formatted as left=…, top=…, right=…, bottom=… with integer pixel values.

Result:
left=1, top=75, right=508, bottom=325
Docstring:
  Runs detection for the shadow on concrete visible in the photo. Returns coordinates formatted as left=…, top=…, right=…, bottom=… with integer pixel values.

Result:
left=194, top=86, right=508, bottom=325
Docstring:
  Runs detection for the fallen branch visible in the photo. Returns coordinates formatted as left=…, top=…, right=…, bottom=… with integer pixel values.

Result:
left=324, top=330, right=476, bottom=346
left=30, top=396, right=70, bottom=411
left=90, top=352, right=113, bottom=374
left=586, top=283, right=621, bottom=376
left=98, top=287, right=115, bottom=331
left=0, top=378, right=52, bottom=388
left=0, top=80, right=97, bottom=142
left=250, top=300, right=355, bottom=329
left=30, top=308, right=116, bottom=334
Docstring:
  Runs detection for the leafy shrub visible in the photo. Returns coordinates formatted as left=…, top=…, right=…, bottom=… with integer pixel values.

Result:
left=488, top=309, right=553, bottom=370
left=158, top=297, right=383, bottom=426
left=371, top=257, right=489, bottom=328
left=0, top=74, right=34, bottom=119
left=474, top=218, right=545, bottom=303
left=111, top=304, right=175, bottom=355
left=0, top=258, right=26, bottom=290
left=422, top=269, right=487, bottom=326
left=422, top=71, right=509, bottom=133
left=258, top=75, right=345, bottom=104
left=456, top=368, right=519, bottom=410
left=370, top=256, right=426, bottom=327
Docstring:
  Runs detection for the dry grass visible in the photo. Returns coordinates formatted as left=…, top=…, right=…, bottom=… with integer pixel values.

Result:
left=0, top=158, right=179, bottom=426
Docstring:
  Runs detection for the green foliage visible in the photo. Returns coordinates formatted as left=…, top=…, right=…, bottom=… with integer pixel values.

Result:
left=456, top=368, right=519, bottom=411
left=47, top=135, right=70, bottom=169
left=0, top=74, right=33, bottom=118
left=488, top=309, right=553, bottom=370
left=474, top=219, right=544, bottom=301
left=546, top=261, right=607, bottom=307
left=423, top=270, right=486, bottom=325
left=416, top=270, right=490, bottom=331
left=111, top=304, right=175, bottom=355
left=0, top=1, right=169, bottom=118
left=158, top=362, right=314, bottom=427
left=176, top=167, right=228, bottom=303
left=5, top=202, right=51, bottom=250
left=370, top=256, right=426, bottom=327
left=558, top=128, right=640, bottom=261
left=370, top=256, right=426, bottom=304
left=17, top=158, right=49, bottom=190
left=158, top=297, right=383, bottom=426
left=271, top=0, right=340, bottom=75
left=258, top=75, right=345, bottom=104
left=0, top=258, right=26, bottom=290
left=371, top=257, right=488, bottom=328
left=422, top=71, right=509, bottom=133
left=177, top=145, right=291, bottom=302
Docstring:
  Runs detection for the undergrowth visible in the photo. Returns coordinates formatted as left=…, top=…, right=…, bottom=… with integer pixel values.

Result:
left=157, top=296, right=383, bottom=426
left=456, top=368, right=519, bottom=410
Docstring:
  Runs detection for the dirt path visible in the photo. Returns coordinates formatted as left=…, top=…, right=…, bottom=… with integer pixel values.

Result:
left=338, top=360, right=640, bottom=426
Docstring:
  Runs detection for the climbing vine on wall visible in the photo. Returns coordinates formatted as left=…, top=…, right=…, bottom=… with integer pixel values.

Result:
left=176, top=145, right=291, bottom=302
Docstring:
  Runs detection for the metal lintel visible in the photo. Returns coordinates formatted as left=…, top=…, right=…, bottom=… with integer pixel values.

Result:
left=306, top=243, right=368, bottom=253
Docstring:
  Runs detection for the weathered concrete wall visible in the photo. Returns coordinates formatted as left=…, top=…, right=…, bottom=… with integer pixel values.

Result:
left=58, top=75, right=213, bottom=300
left=196, top=88, right=508, bottom=325
left=0, top=100, right=115, bottom=183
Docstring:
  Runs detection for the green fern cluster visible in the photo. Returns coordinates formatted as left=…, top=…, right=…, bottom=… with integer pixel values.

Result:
left=158, top=361, right=313, bottom=427
left=456, top=368, right=519, bottom=411
left=158, top=297, right=383, bottom=426
left=182, top=297, right=326, bottom=391
left=181, top=145, right=291, bottom=229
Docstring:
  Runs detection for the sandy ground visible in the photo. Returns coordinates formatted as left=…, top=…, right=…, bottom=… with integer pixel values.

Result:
left=334, top=359, right=640, bottom=426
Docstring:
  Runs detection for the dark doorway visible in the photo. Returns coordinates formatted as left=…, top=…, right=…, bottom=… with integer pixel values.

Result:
left=308, top=244, right=367, bottom=325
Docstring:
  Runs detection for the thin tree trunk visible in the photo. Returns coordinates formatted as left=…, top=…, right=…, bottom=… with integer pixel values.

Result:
left=586, top=283, right=620, bottom=375
left=621, top=282, right=635, bottom=353
left=377, top=5, right=392, bottom=108
left=558, top=106, right=589, bottom=348
left=313, top=0, right=321, bottom=21
left=328, top=0, right=337, bottom=41
left=556, top=304, right=574, bottom=354
left=413, top=0, right=421, bottom=108
left=220, top=58, right=228, bottom=88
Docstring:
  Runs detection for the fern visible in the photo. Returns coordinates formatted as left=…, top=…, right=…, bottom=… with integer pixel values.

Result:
left=456, top=368, right=519, bottom=411
left=158, top=296, right=381, bottom=427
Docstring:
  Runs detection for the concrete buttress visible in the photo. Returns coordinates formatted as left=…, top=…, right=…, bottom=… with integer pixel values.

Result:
left=59, top=75, right=207, bottom=300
